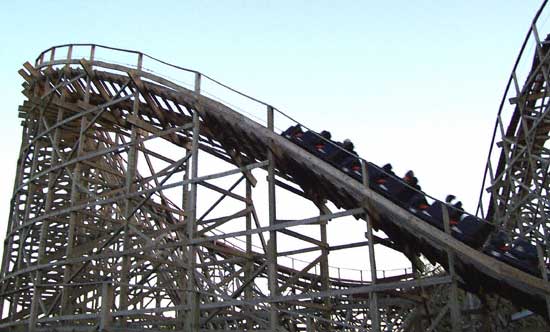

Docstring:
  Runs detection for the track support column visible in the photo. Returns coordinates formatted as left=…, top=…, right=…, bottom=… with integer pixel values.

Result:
left=185, top=73, right=201, bottom=332
left=99, top=281, right=114, bottom=331
left=120, top=53, right=143, bottom=323
left=180, top=139, right=192, bottom=328
left=61, top=115, right=87, bottom=315
left=245, top=181, right=254, bottom=329
left=267, top=105, right=279, bottom=331
left=442, top=205, right=460, bottom=332
left=320, top=208, right=331, bottom=330
left=361, top=160, right=380, bottom=332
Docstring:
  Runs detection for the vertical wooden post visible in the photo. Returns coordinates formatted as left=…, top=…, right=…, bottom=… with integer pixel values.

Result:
left=47, top=47, right=56, bottom=74
left=99, top=281, right=114, bottom=331
left=320, top=207, right=331, bottom=329
left=361, top=160, right=380, bottom=332
left=90, top=45, right=96, bottom=63
left=84, top=45, right=95, bottom=104
left=179, top=71, right=193, bottom=328
left=61, top=115, right=87, bottom=314
left=179, top=151, right=191, bottom=329
left=58, top=47, right=80, bottom=313
left=466, top=293, right=477, bottom=332
left=306, top=316, right=314, bottom=332
left=36, top=51, right=44, bottom=67
left=267, top=105, right=279, bottom=331
left=65, top=45, right=73, bottom=72
left=120, top=53, right=143, bottom=323
left=185, top=73, right=201, bottom=332
left=442, top=204, right=460, bottom=332
left=245, top=181, right=254, bottom=329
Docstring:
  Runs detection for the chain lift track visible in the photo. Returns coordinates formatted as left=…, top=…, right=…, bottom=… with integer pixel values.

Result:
left=2, top=5, right=550, bottom=332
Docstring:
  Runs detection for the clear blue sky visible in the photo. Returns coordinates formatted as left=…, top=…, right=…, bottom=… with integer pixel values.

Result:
left=0, top=1, right=546, bottom=268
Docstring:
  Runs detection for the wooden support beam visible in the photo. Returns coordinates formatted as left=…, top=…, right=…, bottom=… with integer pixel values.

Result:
left=279, top=228, right=326, bottom=248
left=99, top=282, right=114, bottom=330
left=267, top=105, right=279, bottom=330
left=80, top=59, right=112, bottom=101
left=128, top=70, right=167, bottom=124
left=278, top=256, right=322, bottom=294
left=442, top=204, right=461, bottom=331
left=23, top=62, right=40, bottom=78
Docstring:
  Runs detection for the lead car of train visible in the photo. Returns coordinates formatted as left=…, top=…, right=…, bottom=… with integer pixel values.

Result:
left=281, top=124, right=544, bottom=278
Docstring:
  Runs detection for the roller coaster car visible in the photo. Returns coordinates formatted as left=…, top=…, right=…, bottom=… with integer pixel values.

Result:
left=290, top=129, right=336, bottom=159
left=340, top=156, right=363, bottom=180
left=423, top=201, right=456, bottom=228
left=282, top=127, right=346, bottom=170
left=296, top=130, right=319, bottom=149
left=406, top=193, right=431, bottom=217
left=483, top=232, right=510, bottom=257
left=375, top=176, right=419, bottom=209
left=282, top=124, right=303, bottom=140
left=510, top=238, right=538, bottom=262
left=325, top=144, right=354, bottom=166
left=368, top=163, right=394, bottom=183
left=418, top=201, right=486, bottom=246
left=283, top=126, right=323, bottom=157
left=404, top=190, right=493, bottom=248
left=395, top=175, right=420, bottom=207
left=315, top=140, right=340, bottom=161
left=483, top=233, right=541, bottom=276
left=339, top=161, right=390, bottom=185
left=373, top=172, right=404, bottom=203
left=509, top=238, right=541, bottom=275
left=452, top=215, right=494, bottom=249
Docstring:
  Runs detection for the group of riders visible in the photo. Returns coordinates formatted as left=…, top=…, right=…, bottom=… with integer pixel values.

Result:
left=282, top=124, right=544, bottom=277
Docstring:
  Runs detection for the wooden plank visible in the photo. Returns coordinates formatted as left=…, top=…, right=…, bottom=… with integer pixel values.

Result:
left=18, top=69, right=32, bottom=83
left=23, top=62, right=40, bottom=78
left=228, top=148, right=257, bottom=187
left=279, top=229, right=326, bottom=248
left=127, top=113, right=192, bottom=149
left=79, top=59, right=112, bottom=101
left=277, top=255, right=322, bottom=293
left=197, top=207, right=252, bottom=236
left=128, top=70, right=166, bottom=124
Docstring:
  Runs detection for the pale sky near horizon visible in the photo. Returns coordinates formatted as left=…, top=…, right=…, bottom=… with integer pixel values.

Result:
left=0, top=1, right=547, bottom=271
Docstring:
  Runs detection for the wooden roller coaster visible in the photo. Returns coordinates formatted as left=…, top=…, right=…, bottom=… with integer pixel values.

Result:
left=2, top=3, right=550, bottom=332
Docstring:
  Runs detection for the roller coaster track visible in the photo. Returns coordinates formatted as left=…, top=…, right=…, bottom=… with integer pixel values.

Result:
left=2, top=6, right=550, bottom=332
left=480, top=1, right=550, bottom=270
